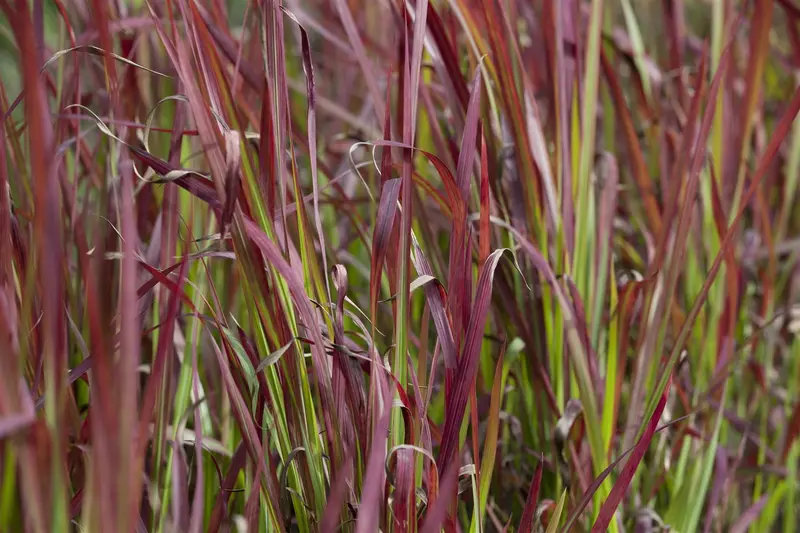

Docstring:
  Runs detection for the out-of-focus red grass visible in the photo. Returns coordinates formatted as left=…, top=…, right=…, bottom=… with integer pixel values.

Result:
left=1, top=0, right=799, bottom=532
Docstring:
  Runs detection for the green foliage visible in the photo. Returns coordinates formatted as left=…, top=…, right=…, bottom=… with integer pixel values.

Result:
left=0, top=0, right=797, bottom=532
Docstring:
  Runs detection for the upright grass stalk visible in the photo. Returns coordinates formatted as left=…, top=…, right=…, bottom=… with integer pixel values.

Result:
left=0, top=1, right=797, bottom=531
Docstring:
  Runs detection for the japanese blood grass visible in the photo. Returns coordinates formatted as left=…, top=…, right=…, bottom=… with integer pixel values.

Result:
left=1, top=0, right=799, bottom=532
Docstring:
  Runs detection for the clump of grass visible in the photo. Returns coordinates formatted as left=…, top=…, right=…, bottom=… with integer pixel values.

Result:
left=0, top=0, right=799, bottom=531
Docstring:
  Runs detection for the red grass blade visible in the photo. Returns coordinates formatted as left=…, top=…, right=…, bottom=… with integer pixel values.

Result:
left=420, top=1, right=469, bottom=110
left=219, top=130, right=241, bottom=234
left=419, top=453, right=460, bottom=533
left=455, top=66, right=482, bottom=196
left=169, top=440, right=190, bottom=531
left=0, top=410, right=35, bottom=439
left=783, top=400, right=800, bottom=463
left=207, top=444, right=247, bottom=533
left=449, top=65, right=482, bottom=343
left=10, top=0, right=66, bottom=529
left=133, top=251, right=189, bottom=490
left=355, top=368, right=391, bottom=533
left=320, top=457, right=354, bottom=533
left=391, top=446, right=416, bottom=531
left=437, top=249, right=512, bottom=478
left=479, top=133, right=490, bottom=263
left=590, top=375, right=673, bottom=532
left=118, top=156, right=142, bottom=531
left=517, top=455, right=544, bottom=532
left=281, top=6, right=331, bottom=302
left=370, top=178, right=401, bottom=319
left=730, top=493, right=770, bottom=533
left=334, top=0, right=385, bottom=121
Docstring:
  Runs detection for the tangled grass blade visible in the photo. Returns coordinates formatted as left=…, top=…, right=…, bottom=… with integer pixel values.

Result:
left=0, top=1, right=796, bottom=531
